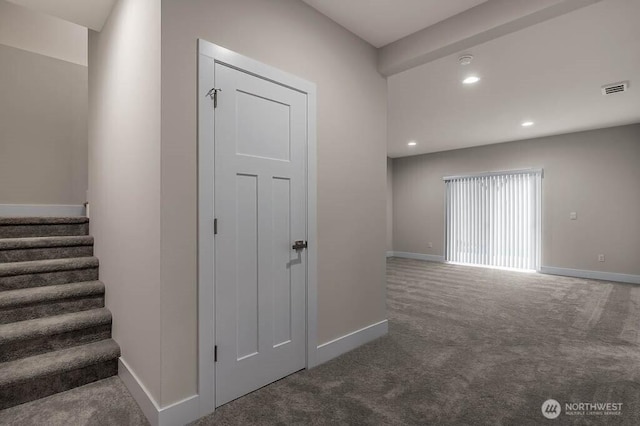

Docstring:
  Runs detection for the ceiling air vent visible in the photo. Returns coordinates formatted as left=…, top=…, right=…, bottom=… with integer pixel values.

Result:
left=601, top=81, right=629, bottom=96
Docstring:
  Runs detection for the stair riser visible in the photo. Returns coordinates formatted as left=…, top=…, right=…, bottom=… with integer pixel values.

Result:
left=0, top=359, right=117, bottom=410
left=0, top=223, right=89, bottom=239
left=0, top=268, right=99, bottom=291
left=0, top=324, right=112, bottom=362
left=0, top=246, right=93, bottom=263
left=0, top=296, right=104, bottom=324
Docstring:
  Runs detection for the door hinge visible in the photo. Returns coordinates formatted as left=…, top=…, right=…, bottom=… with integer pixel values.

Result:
left=214, top=345, right=218, bottom=362
left=214, top=218, right=218, bottom=235
left=206, top=88, right=222, bottom=108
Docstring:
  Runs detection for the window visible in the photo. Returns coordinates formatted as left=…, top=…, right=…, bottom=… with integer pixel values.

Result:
left=444, top=169, right=542, bottom=271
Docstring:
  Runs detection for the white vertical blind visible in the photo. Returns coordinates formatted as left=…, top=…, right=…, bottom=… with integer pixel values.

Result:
left=445, top=170, right=541, bottom=270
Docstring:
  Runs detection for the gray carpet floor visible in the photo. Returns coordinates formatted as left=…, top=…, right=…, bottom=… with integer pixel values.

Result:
left=0, top=376, right=148, bottom=426
left=2, top=258, right=640, bottom=425
left=197, top=258, right=640, bottom=425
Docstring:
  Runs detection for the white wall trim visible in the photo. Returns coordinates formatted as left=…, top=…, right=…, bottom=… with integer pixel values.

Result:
left=197, top=39, right=318, bottom=412
left=315, top=319, right=388, bottom=366
left=118, top=358, right=159, bottom=425
left=158, top=394, right=201, bottom=426
left=0, top=204, right=85, bottom=217
left=540, top=266, right=640, bottom=285
left=386, top=251, right=394, bottom=258
left=389, top=251, right=445, bottom=263
left=196, top=41, right=216, bottom=419
left=119, top=358, right=201, bottom=426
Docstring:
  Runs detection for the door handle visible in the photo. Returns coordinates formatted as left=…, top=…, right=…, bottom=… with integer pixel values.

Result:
left=292, top=240, right=308, bottom=250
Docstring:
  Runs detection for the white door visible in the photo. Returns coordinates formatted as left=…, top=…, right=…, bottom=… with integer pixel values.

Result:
left=214, top=62, right=307, bottom=406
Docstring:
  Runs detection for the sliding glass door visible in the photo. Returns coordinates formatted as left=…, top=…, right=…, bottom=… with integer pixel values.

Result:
left=444, top=170, right=542, bottom=271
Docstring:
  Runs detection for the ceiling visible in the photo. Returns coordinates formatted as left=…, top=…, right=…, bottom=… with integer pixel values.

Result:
left=6, top=0, right=116, bottom=31
left=388, top=0, right=640, bottom=157
left=301, top=0, right=487, bottom=48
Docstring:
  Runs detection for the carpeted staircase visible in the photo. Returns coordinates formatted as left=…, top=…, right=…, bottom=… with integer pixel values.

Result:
left=0, top=217, right=120, bottom=410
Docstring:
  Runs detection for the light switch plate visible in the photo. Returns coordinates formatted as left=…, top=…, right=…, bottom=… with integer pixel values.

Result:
left=570, top=212, right=578, bottom=220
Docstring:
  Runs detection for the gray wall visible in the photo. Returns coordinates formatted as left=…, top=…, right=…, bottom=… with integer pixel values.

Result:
left=0, top=44, right=87, bottom=205
left=392, top=124, right=640, bottom=275
left=161, top=0, right=388, bottom=405
left=88, top=0, right=162, bottom=403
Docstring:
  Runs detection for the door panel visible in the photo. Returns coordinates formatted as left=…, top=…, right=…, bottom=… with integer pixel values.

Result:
left=272, top=177, right=292, bottom=347
left=215, top=62, right=307, bottom=407
left=236, top=91, right=291, bottom=161
left=235, top=173, right=259, bottom=360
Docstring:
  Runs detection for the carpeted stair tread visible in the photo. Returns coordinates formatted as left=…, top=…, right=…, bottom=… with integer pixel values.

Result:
left=0, top=257, right=98, bottom=277
left=0, top=338, right=119, bottom=387
left=0, top=217, right=89, bottom=226
left=0, top=308, right=111, bottom=344
left=0, top=217, right=90, bottom=239
left=0, top=236, right=94, bottom=250
left=0, top=281, right=104, bottom=309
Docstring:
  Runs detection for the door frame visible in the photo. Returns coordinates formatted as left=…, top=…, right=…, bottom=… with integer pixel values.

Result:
left=197, top=39, right=318, bottom=416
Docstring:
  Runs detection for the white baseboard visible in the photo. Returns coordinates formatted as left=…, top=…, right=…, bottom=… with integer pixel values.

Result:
left=540, top=266, right=640, bottom=285
left=389, top=251, right=445, bottom=263
left=158, top=394, right=201, bottom=426
left=315, top=319, right=388, bottom=366
left=118, top=358, right=159, bottom=425
left=119, top=358, right=202, bottom=426
left=0, top=204, right=85, bottom=217
left=386, top=251, right=394, bottom=258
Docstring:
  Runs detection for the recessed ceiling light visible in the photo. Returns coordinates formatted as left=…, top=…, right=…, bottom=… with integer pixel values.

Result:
left=463, top=76, right=480, bottom=85
left=408, top=141, right=417, bottom=146
left=521, top=121, right=534, bottom=127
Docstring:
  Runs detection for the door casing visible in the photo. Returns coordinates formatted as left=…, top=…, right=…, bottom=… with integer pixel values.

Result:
left=197, top=39, right=318, bottom=417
